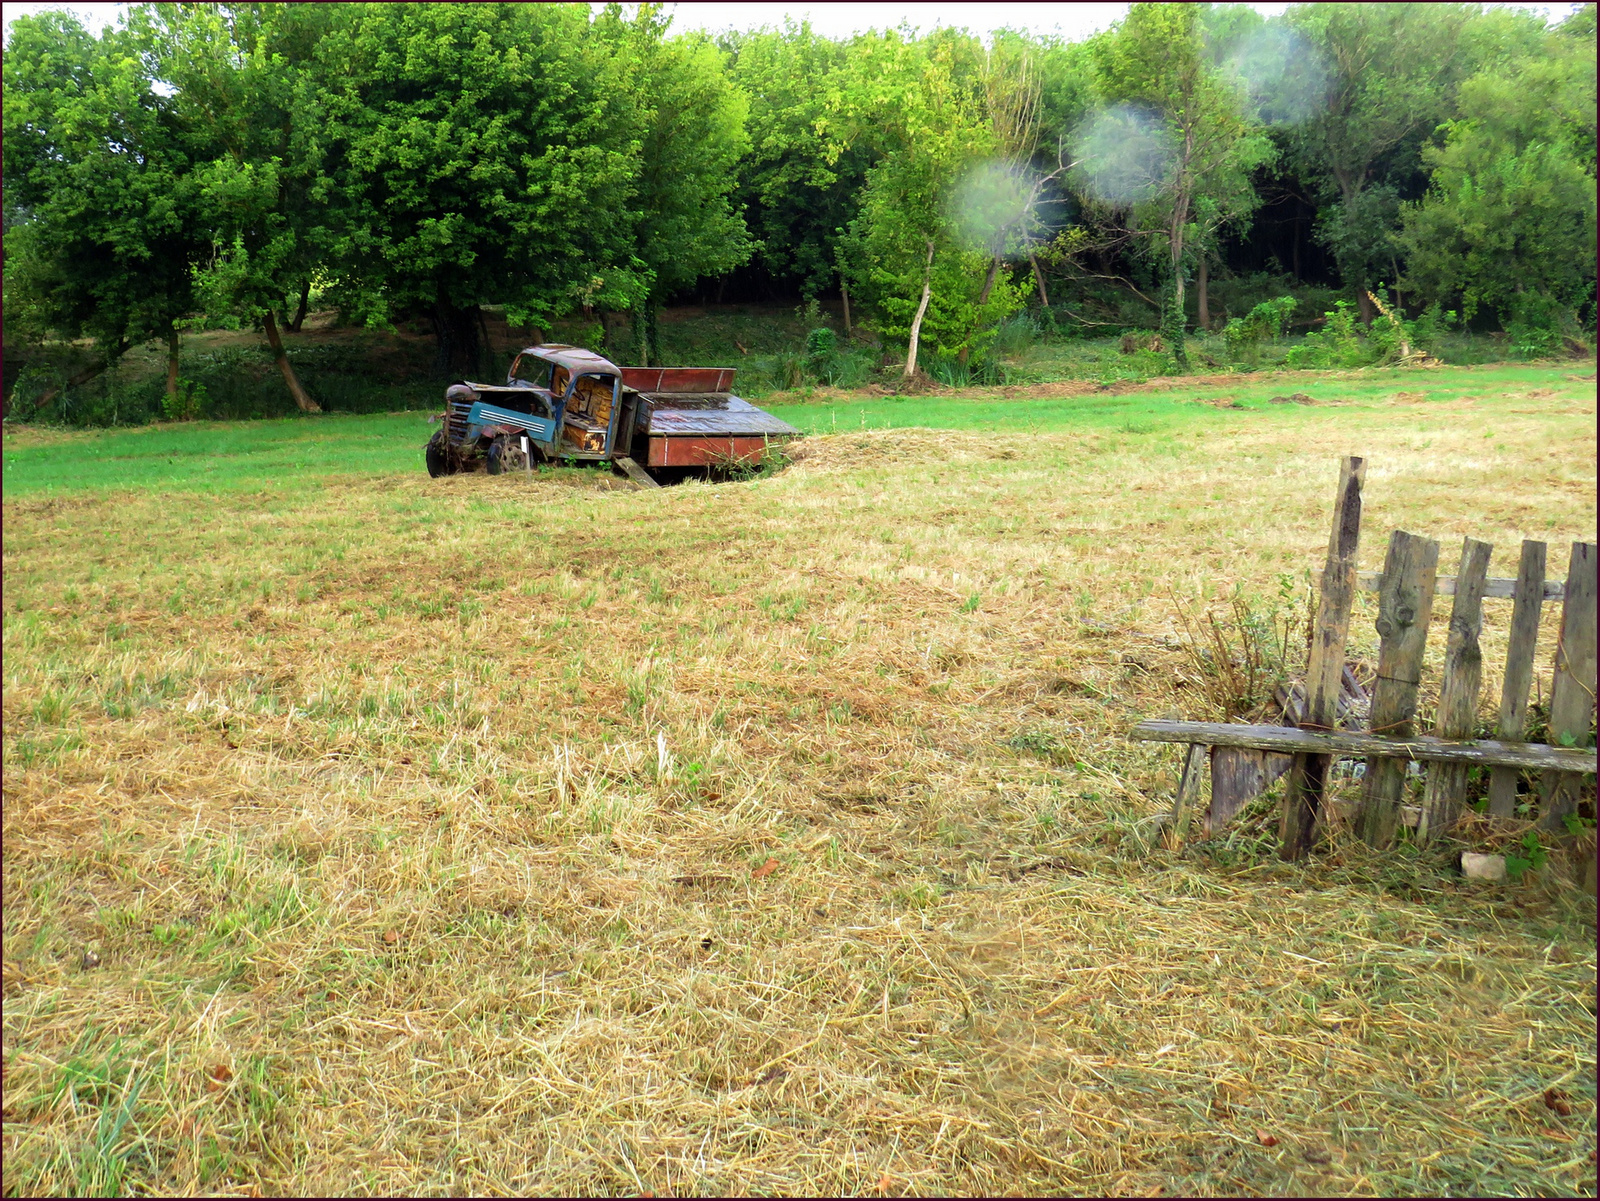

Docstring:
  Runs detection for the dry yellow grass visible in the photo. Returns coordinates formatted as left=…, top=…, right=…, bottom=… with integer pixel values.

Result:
left=3, top=372, right=1596, bottom=1196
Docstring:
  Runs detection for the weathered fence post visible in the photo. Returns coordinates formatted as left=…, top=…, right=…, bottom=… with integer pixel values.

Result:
left=1416, top=537, right=1493, bottom=843
left=1359, top=530, right=1441, bottom=847
left=1488, top=540, right=1547, bottom=817
left=1540, top=542, right=1598, bottom=832
left=1281, top=455, right=1364, bottom=859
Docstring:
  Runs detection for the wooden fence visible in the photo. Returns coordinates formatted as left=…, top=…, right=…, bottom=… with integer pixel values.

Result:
left=1131, top=456, right=1597, bottom=862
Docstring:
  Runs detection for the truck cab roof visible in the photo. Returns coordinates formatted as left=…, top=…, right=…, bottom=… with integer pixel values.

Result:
left=512, top=344, right=622, bottom=377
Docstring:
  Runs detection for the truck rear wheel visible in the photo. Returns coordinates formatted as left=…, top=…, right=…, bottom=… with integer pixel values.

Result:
left=425, top=429, right=452, bottom=478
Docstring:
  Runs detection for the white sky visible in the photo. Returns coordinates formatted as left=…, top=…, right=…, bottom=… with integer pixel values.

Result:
left=2, top=1, right=1579, bottom=44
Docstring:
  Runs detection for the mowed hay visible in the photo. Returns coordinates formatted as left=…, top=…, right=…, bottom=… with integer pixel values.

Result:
left=3, top=380, right=1596, bottom=1196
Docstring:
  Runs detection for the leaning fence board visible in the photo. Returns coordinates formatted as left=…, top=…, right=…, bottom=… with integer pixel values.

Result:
left=1168, top=743, right=1208, bottom=847
left=1488, top=540, right=1548, bottom=817
left=1541, top=542, right=1599, bottom=831
left=1357, top=572, right=1565, bottom=601
left=1130, top=720, right=1597, bottom=774
left=1417, top=538, right=1493, bottom=843
left=1281, top=457, right=1364, bottom=860
left=1358, top=530, right=1442, bottom=847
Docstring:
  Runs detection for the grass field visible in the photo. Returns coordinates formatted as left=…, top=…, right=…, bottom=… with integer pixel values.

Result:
left=3, top=361, right=1597, bottom=1196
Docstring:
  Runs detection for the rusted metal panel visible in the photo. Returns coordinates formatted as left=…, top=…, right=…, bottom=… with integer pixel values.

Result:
left=648, top=435, right=777, bottom=468
left=510, top=345, right=622, bottom=377
left=465, top=401, right=557, bottom=443
left=621, top=366, right=735, bottom=394
left=646, top=396, right=798, bottom=437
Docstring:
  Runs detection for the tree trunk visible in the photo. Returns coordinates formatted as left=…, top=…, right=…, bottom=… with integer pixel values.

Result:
left=263, top=309, right=321, bottom=413
left=288, top=279, right=311, bottom=332
left=1166, top=202, right=1190, bottom=372
left=476, top=306, right=495, bottom=379
left=1196, top=257, right=1210, bottom=331
left=903, top=240, right=936, bottom=379
left=1356, top=289, right=1375, bottom=326
left=840, top=273, right=852, bottom=336
left=633, top=306, right=649, bottom=367
left=632, top=298, right=660, bottom=368
left=958, top=255, right=1003, bottom=370
left=166, top=324, right=181, bottom=411
left=1029, top=254, right=1050, bottom=308
left=430, top=295, right=483, bottom=379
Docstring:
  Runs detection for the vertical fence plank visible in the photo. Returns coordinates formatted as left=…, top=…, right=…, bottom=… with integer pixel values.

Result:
left=1540, top=542, right=1598, bottom=832
left=1168, top=743, right=1208, bottom=848
left=1359, top=530, right=1441, bottom=847
left=1281, top=456, right=1364, bottom=860
left=1488, top=540, right=1547, bottom=817
left=1416, top=537, right=1493, bottom=843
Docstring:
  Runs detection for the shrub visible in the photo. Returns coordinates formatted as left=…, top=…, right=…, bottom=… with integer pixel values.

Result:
left=1285, top=300, right=1372, bottom=369
left=1222, top=296, right=1297, bottom=364
left=990, top=312, right=1042, bottom=357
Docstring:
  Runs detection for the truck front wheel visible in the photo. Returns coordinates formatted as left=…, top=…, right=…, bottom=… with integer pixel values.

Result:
left=425, top=429, right=453, bottom=478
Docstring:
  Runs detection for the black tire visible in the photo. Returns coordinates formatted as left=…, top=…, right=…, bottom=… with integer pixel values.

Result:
left=485, top=434, right=507, bottom=475
left=425, top=429, right=451, bottom=478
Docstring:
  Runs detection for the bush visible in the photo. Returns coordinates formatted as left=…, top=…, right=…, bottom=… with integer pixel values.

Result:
left=1504, top=293, right=1575, bottom=358
left=990, top=312, right=1042, bottom=357
left=1285, top=300, right=1372, bottom=369
left=1222, top=296, right=1297, bottom=364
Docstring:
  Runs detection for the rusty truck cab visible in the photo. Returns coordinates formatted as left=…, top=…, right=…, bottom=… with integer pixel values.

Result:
left=504, top=345, right=629, bottom=459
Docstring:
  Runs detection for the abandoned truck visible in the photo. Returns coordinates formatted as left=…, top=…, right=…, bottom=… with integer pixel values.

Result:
left=424, top=344, right=799, bottom=480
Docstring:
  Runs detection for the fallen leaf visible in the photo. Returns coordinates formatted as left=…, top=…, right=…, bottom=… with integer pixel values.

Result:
left=702, top=791, right=721, bottom=802
left=205, top=1064, right=233, bottom=1091
left=382, top=929, right=399, bottom=946
left=1540, top=1126, right=1573, bottom=1142
left=751, top=857, right=779, bottom=879
left=875, top=1173, right=895, bottom=1193
left=1544, top=1088, right=1574, bottom=1116
left=1255, top=1131, right=1279, bottom=1147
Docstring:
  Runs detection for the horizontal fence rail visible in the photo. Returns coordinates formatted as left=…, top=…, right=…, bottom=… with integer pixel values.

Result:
left=1130, top=719, right=1598, bottom=774
left=1357, top=572, right=1566, bottom=601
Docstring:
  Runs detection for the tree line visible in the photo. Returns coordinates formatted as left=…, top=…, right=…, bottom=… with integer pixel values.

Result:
left=4, top=1, right=1594, bottom=412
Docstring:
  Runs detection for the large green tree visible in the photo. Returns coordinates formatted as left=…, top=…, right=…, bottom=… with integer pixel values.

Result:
left=316, top=2, right=644, bottom=378
left=3, top=10, right=205, bottom=413
left=724, top=21, right=868, bottom=306
left=136, top=1, right=344, bottom=410
left=1397, top=20, right=1597, bottom=342
left=1279, top=3, right=1506, bottom=322
left=829, top=27, right=1025, bottom=377
left=1077, top=2, right=1271, bottom=367
left=596, top=4, right=753, bottom=366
